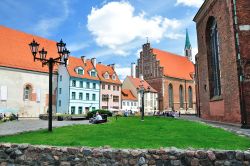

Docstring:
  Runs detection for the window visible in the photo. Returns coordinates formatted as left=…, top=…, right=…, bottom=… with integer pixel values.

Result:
left=24, top=85, right=32, bottom=100
left=127, top=101, right=130, bottom=106
left=113, top=86, right=115, bottom=91
left=78, top=69, right=83, bottom=75
left=134, top=102, right=137, bottom=106
left=92, top=107, right=96, bottom=111
left=117, top=86, right=119, bottom=91
left=59, top=100, right=61, bottom=107
left=113, top=96, right=119, bottom=102
left=108, top=85, right=110, bottom=90
left=78, top=107, right=82, bottom=114
left=71, top=106, right=75, bottom=114
left=207, top=17, right=221, bottom=98
left=72, top=92, right=76, bottom=100
left=102, top=94, right=108, bottom=101
left=72, top=80, right=76, bottom=87
left=179, top=85, right=184, bottom=108
left=102, top=84, right=105, bottom=89
left=59, top=88, right=62, bottom=94
left=86, top=93, right=89, bottom=100
left=86, top=82, right=90, bottom=89
left=93, top=83, right=96, bottom=89
left=123, top=102, right=126, bottom=106
left=131, top=102, right=133, bottom=106
left=91, top=71, right=96, bottom=77
left=168, top=84, right=174, bottom=108
left=188, top=86, right=193, bottom=108
left=79, top=93, right=83, bottom=100
left=60, top=75, right=62, bottom=81
left=112, top=74, right=116, bottom=80
left=79, top=81, right=83, bottom=88
left=92, top=94, right=96, bottom=101
left=104, top=72, right=109, bottom=79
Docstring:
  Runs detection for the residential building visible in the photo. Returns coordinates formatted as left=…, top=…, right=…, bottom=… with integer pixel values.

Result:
left=57, top=56, right=100, bottom=114
left=194, top=0, right=250, bottom=127
left=96, top=63, right=122, bottom=111
left=121, top=89, right=138, bottom=113
left=0, top=25, right=57, bottom=117
left=122, top=68, right=158, bottom=114
left=136, top=40, right=196, bottom=114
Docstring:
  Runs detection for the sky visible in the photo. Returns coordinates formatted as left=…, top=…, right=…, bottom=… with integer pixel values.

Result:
left=0, top=0, right=204, bottom=80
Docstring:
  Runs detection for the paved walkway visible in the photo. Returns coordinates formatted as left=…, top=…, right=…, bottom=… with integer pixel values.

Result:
left=0, top=119, right=90, bottom=136
left=179, top=115, right=250, bottom=137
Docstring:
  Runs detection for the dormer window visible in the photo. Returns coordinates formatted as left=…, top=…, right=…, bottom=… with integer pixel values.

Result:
left=78, top=69, right=83, bottom=75
left=104, top=72, right=109, bottom=79
left=91, top=71, right=96, bottom=77
left=112, top=74, right=116, bottom=80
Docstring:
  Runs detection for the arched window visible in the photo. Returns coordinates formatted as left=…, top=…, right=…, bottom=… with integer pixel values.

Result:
left=206, top=17, right=221, bottom=98
left=24, top=84, right=32, bottom=100
left=188, top=86, right=193, bottom=108
left=168, top=84, right=174, bottom=109
left=179, top=85, right=184, bottom=108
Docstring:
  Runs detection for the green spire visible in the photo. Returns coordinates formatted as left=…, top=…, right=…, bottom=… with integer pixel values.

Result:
left=185, top=29, right=191, bottom=49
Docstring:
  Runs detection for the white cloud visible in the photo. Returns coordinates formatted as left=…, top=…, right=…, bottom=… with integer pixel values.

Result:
left=87, top=1, right=182, bottom=56
left=175, top=0, right=204, bottom=8
left=33, top=0, right=70, bottom=37
left=165, top=33, right=185, bottom=40
left=115, top=65, right=131, bottom=82
left=67, top=43, right=89, bottom=52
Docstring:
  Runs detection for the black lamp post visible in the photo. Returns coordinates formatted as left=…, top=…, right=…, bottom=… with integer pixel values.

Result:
left=137, top=83, right=151, bottom=121
left=29, top=39, right=69, bottom=132
left=106, top=94, right=112, bottom=110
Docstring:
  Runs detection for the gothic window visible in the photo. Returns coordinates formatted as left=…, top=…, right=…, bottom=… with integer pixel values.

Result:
left=24, top=84, right=32, bottom=100
left=188, top=86, right=193, bottom=108
left=207, top=17, right=221, bottom=98
left=168, top=84, right=174, bottom=108
left=179, top=85, right=184, bottom=108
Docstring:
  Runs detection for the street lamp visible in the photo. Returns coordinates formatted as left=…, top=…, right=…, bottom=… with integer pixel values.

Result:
left=137, top=82, right=151, bottom=121
left=106, top=94, right=112, bottom=110
left=29, top=39, right=69, bottom=132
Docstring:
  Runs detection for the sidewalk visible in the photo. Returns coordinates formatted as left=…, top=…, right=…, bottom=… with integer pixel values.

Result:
left=179, top=115, right=250, bottom=137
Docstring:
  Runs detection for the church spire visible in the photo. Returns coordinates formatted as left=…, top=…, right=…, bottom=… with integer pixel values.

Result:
left=184, top=29, right=192, bottom=61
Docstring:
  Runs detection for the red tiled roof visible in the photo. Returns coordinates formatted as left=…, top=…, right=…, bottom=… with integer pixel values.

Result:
left=153, top=48, right=195, bottom=80
left=0, top=25, right=60, bottom=73
left=96, top=64, right=121, bottom=85
left=67, top=56, right=99, bottom=80
left=121, top=89, right=137, bottom=101
left=127, top=76, right=157, bottom=93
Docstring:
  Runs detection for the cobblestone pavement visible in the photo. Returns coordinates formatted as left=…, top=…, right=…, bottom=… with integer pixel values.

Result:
left=0, top=119, right=90, bottom=136
left=179, top=115, right=250, bottom=137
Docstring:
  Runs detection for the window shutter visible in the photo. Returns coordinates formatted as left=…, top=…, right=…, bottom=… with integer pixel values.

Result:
left=36, top=88, right=41, bottom=102
left=0, top=86, right=8, bottom=101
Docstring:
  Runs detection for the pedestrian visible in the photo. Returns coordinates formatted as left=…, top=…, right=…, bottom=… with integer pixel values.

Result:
left=16, top=113, right=19, bottom=121
left=179, top=111, right=181, bottom=117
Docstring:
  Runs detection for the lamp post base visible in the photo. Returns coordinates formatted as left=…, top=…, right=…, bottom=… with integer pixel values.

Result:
left=241, top=124, right=250, bottom=129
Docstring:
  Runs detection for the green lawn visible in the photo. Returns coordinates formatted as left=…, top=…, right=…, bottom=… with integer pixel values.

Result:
left=0, top=117, right=249, bottom=150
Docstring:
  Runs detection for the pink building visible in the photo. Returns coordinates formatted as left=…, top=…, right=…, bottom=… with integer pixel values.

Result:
left=96, top=64, right=122, bottom=111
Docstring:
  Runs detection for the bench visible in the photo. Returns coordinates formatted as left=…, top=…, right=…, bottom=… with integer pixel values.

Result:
left=92, top=114, right=108, bottom=124
left=71, top=116, right=86, bottom=120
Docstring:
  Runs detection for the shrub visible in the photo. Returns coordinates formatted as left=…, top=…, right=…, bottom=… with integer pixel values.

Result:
left=86, top=109, right=112, bottom=119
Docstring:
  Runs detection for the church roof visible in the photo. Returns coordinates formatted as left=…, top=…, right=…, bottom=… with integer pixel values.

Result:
left=0, top=25, right=59, bottom=73
left=153, top=48, right=195, bottom=80
left=121, top=89, right=137, bottom=101
left=185, top=29, right=191, bottom=49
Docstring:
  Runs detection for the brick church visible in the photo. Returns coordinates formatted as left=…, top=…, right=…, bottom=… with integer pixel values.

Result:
left=194, top=0, right=250, bottom=128
left=136, top=31, right=196, bottom=114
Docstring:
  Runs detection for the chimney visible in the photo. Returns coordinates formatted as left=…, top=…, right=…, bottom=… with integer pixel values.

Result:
left=98, top=62, right=102, bottom=64
left=131, top=63, right=136, bottom=78
left=139, top=74, right=144, bottom=80
left=110, top=64, right=115, bottom=70
left=81, top=56, right=86, bottom=64
left=91, top=58, right=96, bottom=67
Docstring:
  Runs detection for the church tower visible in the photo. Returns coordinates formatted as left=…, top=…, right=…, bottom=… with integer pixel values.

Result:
left=184, top=29, right=192, bottom=61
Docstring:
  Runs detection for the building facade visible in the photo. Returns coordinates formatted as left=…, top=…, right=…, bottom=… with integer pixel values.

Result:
left=194, top=0, right=250, bottom=127
left=122, top=73, right=158, bottom=115
left=57, top=56, right=100, bottom=114
left=0, top=26, right=57, bottom=117
left=96, top=64, right=122, bottom=112
left=121, top=89, right=138, bottom=113
left=136, top=42, right=196, bottom=114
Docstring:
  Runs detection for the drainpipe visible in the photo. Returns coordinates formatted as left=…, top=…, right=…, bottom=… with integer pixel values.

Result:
left=231, top=0, right=247, bottom=128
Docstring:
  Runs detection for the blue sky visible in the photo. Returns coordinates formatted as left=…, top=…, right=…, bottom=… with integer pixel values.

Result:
left=0, top=0, right=203, bottom=80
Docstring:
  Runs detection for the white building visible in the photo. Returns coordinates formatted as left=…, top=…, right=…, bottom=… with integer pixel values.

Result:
left=0, top=26, right=58, bottom=117
left=122, top=64, right=158, bottom=115
left=57, top=56, right=100, bottom=114
left=121, top=89, right=138, bottom=113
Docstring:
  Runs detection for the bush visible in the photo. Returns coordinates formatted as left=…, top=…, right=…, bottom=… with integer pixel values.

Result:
left=86, top=109, right=112, bottom=119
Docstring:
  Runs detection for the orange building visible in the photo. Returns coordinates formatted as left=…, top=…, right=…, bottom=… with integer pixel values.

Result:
left=136, top=41, right=196, bottom=114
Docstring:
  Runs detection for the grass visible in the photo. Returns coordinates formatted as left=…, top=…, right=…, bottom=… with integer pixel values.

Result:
left=0, top=116, right=249, bottom=150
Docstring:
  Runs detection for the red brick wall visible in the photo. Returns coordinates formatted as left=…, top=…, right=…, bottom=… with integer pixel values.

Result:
left=195, top=0, right=242, bottom=123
